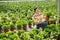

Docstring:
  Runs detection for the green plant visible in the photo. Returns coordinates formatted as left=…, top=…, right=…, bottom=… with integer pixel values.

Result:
left=28, top=19, right=34, bottom=24
left=2, top=25, right=9, bottom=30
left=17, top=30, right=24, bottom=36
left=12, top=20, right=16, bottom=24
left=49, top=19, right=56, bottom=22
left=49, top=19, right=56, bottom=24
left=57, top=24, right=60, bottom=27
left=0, top=23, right=2, bottom=27
left=31, top=29, right=40, bottom=34
left=9, top=34, right=19, bottom=40
left=2, top=38, right=8, bottom=40
left=22, top=20, right=27, bottom=27
left=2, top=33, right=8, bottom=38
left=0, top=1, right=58, bottom=40
left=29, top=31, right=35, bottom=39
left=20, top=33, right=29, bottom=40
left=11, top=15, right=16, bottom=20
left=9, top=23, right=15, bottom=29
left=7, top=31, right=14, bottom=35
left=1, top=16, right=7, bottom=21
left=4, top=22, right=10, bottom=25
left=17, top=23, right=22, bottom=28
left=34, top=35, right=41, bottom=40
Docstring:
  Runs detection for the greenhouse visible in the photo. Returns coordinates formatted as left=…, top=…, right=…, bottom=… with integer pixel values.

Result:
left=0, top=0, right=60, bottom=40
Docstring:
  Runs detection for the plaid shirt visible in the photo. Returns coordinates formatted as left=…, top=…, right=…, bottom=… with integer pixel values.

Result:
left=32, top=12, right=46, bottom=24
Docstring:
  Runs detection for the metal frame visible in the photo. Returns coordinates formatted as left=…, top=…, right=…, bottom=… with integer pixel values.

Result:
left=56, top=0, right=60, bottom=24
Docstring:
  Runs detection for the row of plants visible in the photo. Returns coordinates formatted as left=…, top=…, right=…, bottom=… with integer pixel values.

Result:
left=0, top=24, right=60, bottom=40
left=0, top=1, right=57, bottom=19
left=0, top=15, right=57, bottom=33
left=0, top=1, right=59, bottom=40
left=0, top=19, right=34, bottom=33
left=0, top=1, right=57, bottom=26
left=0, top=0, right=58, bottom=32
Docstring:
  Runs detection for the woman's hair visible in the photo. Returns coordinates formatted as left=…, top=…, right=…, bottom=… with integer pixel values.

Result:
left=34, top=7, right=37, bottom=11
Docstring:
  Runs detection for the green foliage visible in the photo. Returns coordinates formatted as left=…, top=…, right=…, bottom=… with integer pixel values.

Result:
left=17, top=23, right=22, bottom=28
left=17, top=30, right=24, bottom=36
left=34, top=35, right=41, bottom=40
left=28, top=19, right=34, bottom=24
left=20, top=33, right=29, bottom=40
left=9, top=34, right=19, bottom=40
left=12, top=20, right=16, bottom=24
left=1, top=16, right=7, bottom=21
left=0, top=23, right=2, bottom=27
left=2, top=25, right=9, bottom=30
left=9, top=23, right=15, bottom=29
left=49, top=19, right=56, bottom=23
left=22, top=20, right=27, bottom=27
left=0, top=1, right=58, bottom=40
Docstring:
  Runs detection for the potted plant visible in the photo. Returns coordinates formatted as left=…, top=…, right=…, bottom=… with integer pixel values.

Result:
left=34, top=35, right=41, bottom=40
left=22, top=20, right=27, bottom=31
left=12, top=20, right=16, bottom=24
left=9, top=34, right=20, bottom=40
left=17, top=30, right=24, bottom=37
left=20, top=33, right=29, bottom=40
left=17, top=23, right=22, bottom=30
left=11, top=15, right=16, bottom=20
left=2, top=25, right=9, bottom=33
left=29, top=31, right=34, bottom=39
left=28, top=19, right=34, bottom=28
left=1, top=16, right=7, bottom=23
left=10, top=23, right=15, bottom=31
left=49, top=19, right=56, bottom=24
left=53, top=24, right=60, bottom=40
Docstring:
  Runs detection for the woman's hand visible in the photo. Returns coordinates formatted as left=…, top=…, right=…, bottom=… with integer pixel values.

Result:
left=34, top=21, right=42, bottom=24
left=37, top=21, right=42, bottom=24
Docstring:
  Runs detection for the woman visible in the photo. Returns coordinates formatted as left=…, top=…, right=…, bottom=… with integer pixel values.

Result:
left=32, top=7, right=47, bottom=30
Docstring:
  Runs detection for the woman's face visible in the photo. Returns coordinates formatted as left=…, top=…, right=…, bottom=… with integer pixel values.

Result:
left=35, top=8, right=39, bottom=13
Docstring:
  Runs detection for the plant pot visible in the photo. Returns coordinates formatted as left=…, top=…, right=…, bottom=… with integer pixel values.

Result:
left=23, top=26, right=27, bottom=31
left=4, top=29, right=9, bottom=33
left=17, top=27, right=21, bottom=30
left=29, top=24, right=32, bottom=28
left=10, top=28, right=15, bottom=31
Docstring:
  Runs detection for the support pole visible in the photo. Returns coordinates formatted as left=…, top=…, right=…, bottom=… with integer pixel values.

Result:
left=56, top=0, right=60, bottom=25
